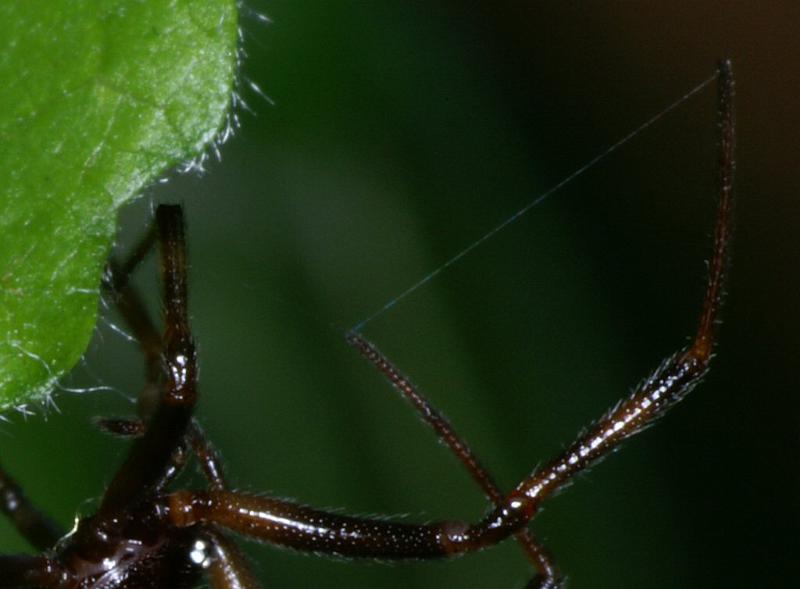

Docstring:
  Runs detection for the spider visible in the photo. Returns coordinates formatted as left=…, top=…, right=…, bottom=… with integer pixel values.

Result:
left=0, top=60, right=734, bottom=589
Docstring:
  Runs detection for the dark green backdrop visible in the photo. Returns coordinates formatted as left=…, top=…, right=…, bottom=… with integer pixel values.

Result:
left=1, top=2, right=797, bottom=588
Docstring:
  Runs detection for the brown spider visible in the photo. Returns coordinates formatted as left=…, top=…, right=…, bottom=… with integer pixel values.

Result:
left=0, top=60, right=734, bottom=589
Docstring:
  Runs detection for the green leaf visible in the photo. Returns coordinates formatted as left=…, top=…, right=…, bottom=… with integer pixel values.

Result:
left=0, top=1, right=238, bottom=411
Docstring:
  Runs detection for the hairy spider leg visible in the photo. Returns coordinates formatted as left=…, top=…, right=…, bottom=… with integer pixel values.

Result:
left=346, top=332, right=561, bottom=588
left=105, top=247, right=228, bottom=492
left=103, top=228, right=229, bottom=491
left=504, top=58, right=734, bottom=508
left=0, top=465, right=63, bottom=551
left=99, top=205, right=198, bottom=515
left=102, top=206, right=257, bottom=587
left=153, top=59, right=734, bottom=572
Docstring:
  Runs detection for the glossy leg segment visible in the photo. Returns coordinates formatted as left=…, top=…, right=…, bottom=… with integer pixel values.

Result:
left=100, top=205, right=198, bottom=515
left=509, top=59, right=735, bottom=506
left=0, top=465, right=63, bottom=551
left=0, top=556, right=63, bottom=587
left=161, top=488, right=537, bottom=560
left=164, top=490, right=450, bottom=558
left=346, top=332, right=561, bottom=586
left=204, top=527, right=261, bottom=589
left=102, top=212, right=228, bottom=493
left=100, top=206, right=255, bottom=584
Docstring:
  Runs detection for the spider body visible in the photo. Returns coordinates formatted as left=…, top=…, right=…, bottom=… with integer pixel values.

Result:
left=0, top=61, right=734, bottom=589
left=53, top=509, right=202, bottom=589
left=0, top=473, right=205, bottom=589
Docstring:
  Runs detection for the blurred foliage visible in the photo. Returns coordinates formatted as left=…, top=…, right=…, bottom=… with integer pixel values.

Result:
left=0, top=2, right=796, bottom=588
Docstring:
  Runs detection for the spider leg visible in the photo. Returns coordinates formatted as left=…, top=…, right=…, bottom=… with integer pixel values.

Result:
left=94, top=416, right=195, bottom=491
left=346, top=332, right=561, bottom=587
left=154, top=58, right=734, bottom=557
left=102, top=207, right=258, bottom=583
left=506, top=59, right=735, bottom=508
left=188, top=422, right=228, bottom=491
left=157, top=485, right=541, bottom=559
left=106, top=218, right=157, bottom=289
left=203, top=526, right=261, bottom=589
left=0, top=555, right=63, bottom=587
left=103, top=224, right=161, bottom=390
left=95, top=416, right=227, bottom=490
left=0, top=464, right=63, bottom=551
left=99, top=205, right=198, bottom=514
left=103, top=215, right=228, bottom=492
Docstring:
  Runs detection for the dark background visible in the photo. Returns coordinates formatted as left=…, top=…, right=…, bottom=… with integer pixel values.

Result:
left=1, top=2, right=797, bottom=587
